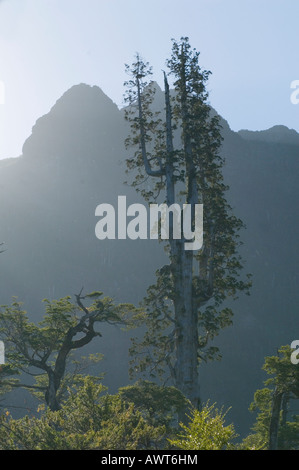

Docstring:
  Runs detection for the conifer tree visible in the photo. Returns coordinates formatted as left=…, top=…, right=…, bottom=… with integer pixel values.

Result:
left=124, top=37, right=251, bottom=408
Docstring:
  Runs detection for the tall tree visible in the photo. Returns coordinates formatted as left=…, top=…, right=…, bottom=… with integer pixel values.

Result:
left=263, top=346, right=299, bottom=450
left=241, top=345, right=299, bottom=450
left=124, top=37, right=251, bottom=408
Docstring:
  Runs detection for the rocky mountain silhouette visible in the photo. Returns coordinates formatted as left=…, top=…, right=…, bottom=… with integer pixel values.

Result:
left=0, top=82, right=298, bottom=436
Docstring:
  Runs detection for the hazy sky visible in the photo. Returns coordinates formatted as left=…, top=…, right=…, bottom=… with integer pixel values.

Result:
left=0, top=0, right=298, bottom=159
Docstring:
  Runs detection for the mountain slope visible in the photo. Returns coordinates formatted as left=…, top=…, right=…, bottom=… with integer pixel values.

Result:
left=0, top=82, right=298, bottom=436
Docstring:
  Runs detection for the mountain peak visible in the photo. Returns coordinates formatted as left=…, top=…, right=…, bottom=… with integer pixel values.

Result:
left=50, top=83, right=119, bottom=118
left=22, top=83, right=121, bottom=160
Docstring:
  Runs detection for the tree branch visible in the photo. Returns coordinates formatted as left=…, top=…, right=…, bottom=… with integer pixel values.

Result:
left=136, top=76, right=165, bottom=178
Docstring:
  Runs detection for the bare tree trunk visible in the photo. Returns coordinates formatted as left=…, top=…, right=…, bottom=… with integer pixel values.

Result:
left=45, top=369, right=61, bottom=411
left=269, top=388, right=283, bottom=450
left=173, top=247, right=199, bottom=410
left=164, top=73, right=200, bottom=410
left=280, top=392, right=289, bottom=449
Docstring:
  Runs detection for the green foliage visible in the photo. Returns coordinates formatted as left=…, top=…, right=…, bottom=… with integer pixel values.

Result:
left=30, top=352, right=104, bottom=404
left=118, top=380, right=190, bottom=434
left=168, top=402, right=237, bottom=450
left=262, top=345, right=299, bottom=397
left=0, top=291, right=140, bottom=410
left=0, top=364, right=19, bottom=407
left=240, top=346, right=299, bottom=450
left=0, top=378, right=167, bottom=450
left=239, top=388, right=272, bottom=449
left=0, top=378, right=241, bottom=451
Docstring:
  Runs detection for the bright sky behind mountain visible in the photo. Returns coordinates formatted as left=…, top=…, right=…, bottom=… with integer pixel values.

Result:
left=0, top=0, right=298, bottom=159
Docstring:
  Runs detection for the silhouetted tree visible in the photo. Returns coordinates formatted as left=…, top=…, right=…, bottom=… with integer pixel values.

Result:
left=0, top=290, right=138, bottom=411
left=124, top=37, right=251, bottom=409
left=241, top=346, right=299, bottom=450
